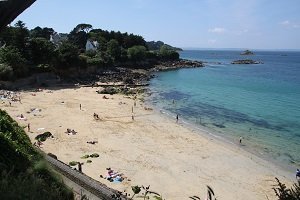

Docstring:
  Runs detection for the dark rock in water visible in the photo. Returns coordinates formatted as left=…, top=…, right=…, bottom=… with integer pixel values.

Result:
left=240, top=50, right=254, bottom=55
left=231, top=59, right=263, bottom=64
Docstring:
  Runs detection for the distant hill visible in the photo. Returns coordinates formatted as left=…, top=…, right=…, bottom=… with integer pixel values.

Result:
left=147, top=41, right=183, bottom=51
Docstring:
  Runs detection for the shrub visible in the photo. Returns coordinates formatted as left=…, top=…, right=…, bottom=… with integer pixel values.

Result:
left=273, top=177, right=300, bottom=200
left=0, top=63, right=13, bottom=80
left=69, top=161, right=78, bottom=166
left=35, top=131, right=53, bottom=142
left=81, top=155, right=90, bottom=159
left=87, top=160, right=92, bottom=163
left=90, top=153, right=99, bottom=158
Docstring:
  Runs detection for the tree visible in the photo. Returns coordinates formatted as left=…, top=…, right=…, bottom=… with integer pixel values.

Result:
left=159, top=45, right=179, bottom=60
left=127, top=45, right=147, bottom=61
left=0, top=63, right=13, bottom=80
left=12, top=20, right=30, bottom=52
left=30, top=26, right=55, bottom=40
left=55, top=41, right=80, bottom=69
left=0, top=46, right=27, bottom=78
left=107, top=39, right=121, bottom=62
left=68, top=24, right=92, bottom=50
left=27, top=37, right=56, bottom=65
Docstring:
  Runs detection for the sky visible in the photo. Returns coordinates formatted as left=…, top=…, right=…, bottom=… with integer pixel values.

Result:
left=13, top=0, right=300, bottom=50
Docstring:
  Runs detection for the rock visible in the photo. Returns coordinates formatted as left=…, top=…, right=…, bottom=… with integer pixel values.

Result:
left=240, top=50, right=254, bottom=55
left=231, top=59, right=263, bottom=64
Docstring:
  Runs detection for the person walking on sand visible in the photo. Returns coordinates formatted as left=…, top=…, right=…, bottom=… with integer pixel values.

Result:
left=27, top=123, right=30, bottom=132
left=9, top=101, right=11, bottom=107
left=132, top=114, right=134, bottom=121
left=239, top=136, right=243, bottom=144
left=176, top=114, right=179, bottom=123
left=80, top=104, right=82, bottom=110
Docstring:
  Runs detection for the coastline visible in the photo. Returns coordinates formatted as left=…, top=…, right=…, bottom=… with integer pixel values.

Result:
left=0, top=86, right=294, bottom=200
left=144, top=97, right=296, bottom=175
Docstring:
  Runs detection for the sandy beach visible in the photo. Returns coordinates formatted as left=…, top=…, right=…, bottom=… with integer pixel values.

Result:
left=0, top=87, right=294, bottom=200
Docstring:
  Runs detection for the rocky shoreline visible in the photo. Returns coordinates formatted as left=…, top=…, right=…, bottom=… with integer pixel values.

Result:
left=0, top=59, right=204, bottom=91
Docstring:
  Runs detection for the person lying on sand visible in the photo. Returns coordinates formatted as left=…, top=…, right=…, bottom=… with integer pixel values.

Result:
left=93, top=113, right=100, bottom=120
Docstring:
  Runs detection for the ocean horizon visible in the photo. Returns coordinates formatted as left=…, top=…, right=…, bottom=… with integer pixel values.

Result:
left=147, top=49, right=300, bottom=171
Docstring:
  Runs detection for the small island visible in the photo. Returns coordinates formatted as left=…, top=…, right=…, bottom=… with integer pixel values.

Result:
left=240, top=50, right=254, bottom=55
left=231, top=59, right=263, bottom=64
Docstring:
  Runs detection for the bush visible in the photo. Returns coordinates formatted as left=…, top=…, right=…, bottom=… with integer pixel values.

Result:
left=0, top=109, right=73, bottom=199
left=90, top=153, right=99, bottom=158
left=273, top=177, right=300, bottom=200
left=69, top=161, right=78, bottom=166
left=87, top=160, right=92, bottom=163
left=0, top=63, right=13, bottom=80
left=35, top=132, right=53, bottom=142
left=81, top=155, right=90, bottom=159
left=127, top=45, right=147, bottom=61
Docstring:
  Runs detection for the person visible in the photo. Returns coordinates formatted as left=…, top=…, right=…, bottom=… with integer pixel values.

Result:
left=132, top=114, right=134, bottom=121
left=9, top=101, right=11, bottom=107
left=296, top=169, right=300, bottom=179
left=239, top=136, right=243, bottom=144
left=80, top=104, right=82, bottom=110
left=27, top=123, right=30, bottom=132
left=176, top=114, right=179, bottom=123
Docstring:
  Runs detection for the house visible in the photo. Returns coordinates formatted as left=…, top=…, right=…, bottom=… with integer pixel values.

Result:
left=50, top=32, right=67, bottom=46
left=86, top=40, right=99, bottom=51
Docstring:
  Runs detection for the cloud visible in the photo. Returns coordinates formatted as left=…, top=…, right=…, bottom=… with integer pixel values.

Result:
left=280, top=20, right=299, bottom=28
left=280, top=20, right=290, bottom=25
left=208, top=27, right=226, bottom=33
left=208, top=39, right=217, bottom=44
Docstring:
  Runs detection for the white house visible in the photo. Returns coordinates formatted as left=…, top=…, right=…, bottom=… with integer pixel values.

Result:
left=86, top=40, right=99, bottom=51
left=50, top=32, right=67, bottom=46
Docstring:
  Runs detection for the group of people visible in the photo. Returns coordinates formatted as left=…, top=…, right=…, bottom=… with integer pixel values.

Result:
left=65, top=128, right=77, bottom=135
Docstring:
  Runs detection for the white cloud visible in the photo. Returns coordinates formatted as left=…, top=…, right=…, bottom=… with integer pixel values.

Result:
left=280, top=20, right=299, bottom=28
left=208, top=27, right=226, bottom=33
left=280, top=20, right=290, bottom=25
left=208, top=39, right=217, bottom=44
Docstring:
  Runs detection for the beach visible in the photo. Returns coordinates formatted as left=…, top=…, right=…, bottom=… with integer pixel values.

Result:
left=0, top=87, right=294, bottom=200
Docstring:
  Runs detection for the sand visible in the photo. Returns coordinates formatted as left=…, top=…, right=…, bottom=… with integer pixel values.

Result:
left=0, top=87, right=294, bottom=200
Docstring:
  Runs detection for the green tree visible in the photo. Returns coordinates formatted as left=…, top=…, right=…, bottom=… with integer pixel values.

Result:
left=127, top=45, right=147, bottom=61
left=0, top=63, right=13, bottom=80
left=107, top=39, right=121, bottom=62
left=0, top=46, right=27, bottom=78
left=56, top=41, right=80, bottom=69
left=30, top=26, right=55, bottom=40
left=68, top=24, right=92, bottom=50
left=27, top=37, right=56, bottom=65
left=159, top=44, right=179, bottom=60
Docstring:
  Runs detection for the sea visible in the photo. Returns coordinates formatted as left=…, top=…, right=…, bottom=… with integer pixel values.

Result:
left=147, top=50, right=300, bottom=171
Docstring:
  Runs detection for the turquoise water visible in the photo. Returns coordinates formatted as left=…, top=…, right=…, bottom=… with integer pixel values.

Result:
left=148, top=50, right=300, bottom=169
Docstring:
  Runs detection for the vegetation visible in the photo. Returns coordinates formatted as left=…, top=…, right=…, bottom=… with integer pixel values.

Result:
left=35, top=131, right=53, bottom=142
left=0, top=21, right=180, bottom=81
left=0, top=109, right=73, bottom=199
left=273, top=178, right=300, bottom=200
left=69, top=161, right=78, bottom=166
left=90, top=153, right=100, bottom=158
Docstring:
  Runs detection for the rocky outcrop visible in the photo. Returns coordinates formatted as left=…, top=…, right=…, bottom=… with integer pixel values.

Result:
left=240, top=50, right=254, bottom=55
left=152, top=59, right=204, bottom=71
left=231, top=59, right=263, bottom=64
